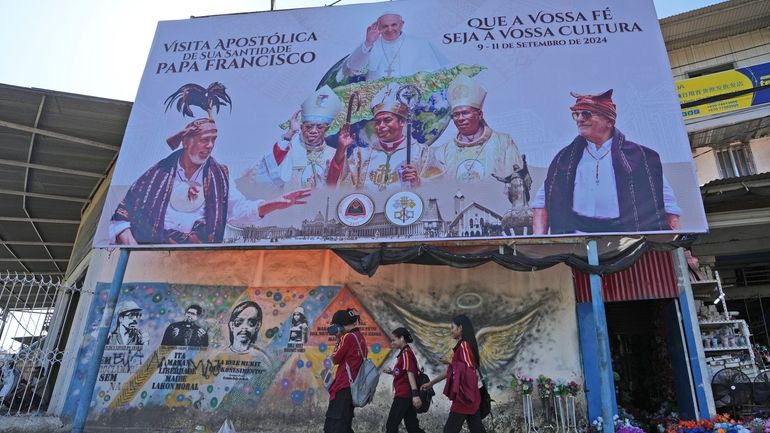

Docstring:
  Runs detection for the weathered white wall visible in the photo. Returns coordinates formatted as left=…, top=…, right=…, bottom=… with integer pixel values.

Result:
left=750, top=137, right=770, bottom=174
left=693, top=148, right=721, bottom=185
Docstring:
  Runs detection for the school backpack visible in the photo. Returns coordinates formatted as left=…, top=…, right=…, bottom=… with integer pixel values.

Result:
left=344, top=332, right=381, bottom=407
left=415, top=368, right=434, bottom=414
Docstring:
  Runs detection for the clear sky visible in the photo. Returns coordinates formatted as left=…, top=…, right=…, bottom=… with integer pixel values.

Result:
left=0, top=0, right=726, bottom=101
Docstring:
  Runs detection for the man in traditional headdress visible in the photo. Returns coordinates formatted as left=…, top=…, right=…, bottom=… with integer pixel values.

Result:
left=421, top=74, right=524, bottom=185
left=326, top=82, right=423, bottom=190
left=532, top=89, right=682, bottom=234
left=110, top=118, right=310, bottom=245
left=338, top=12, right=447, bottom=81
left=250, top=86, right=343, bottom=189
left=107, top=301, right=144, bottom=346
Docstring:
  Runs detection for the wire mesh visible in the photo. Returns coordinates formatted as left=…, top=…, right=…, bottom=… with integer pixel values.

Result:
left=0, top=271, right=83, bottom=416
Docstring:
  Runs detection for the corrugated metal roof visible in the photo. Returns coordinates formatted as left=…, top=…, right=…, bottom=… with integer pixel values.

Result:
left=0, top=83, right=131, bottom=275
left=660, top=0, right=770, bottom=51
left=574, top=251, right=679, bottom=302
left=702, top=171, right=770, bottom=188
left=689, top=115, right=770, bottom=149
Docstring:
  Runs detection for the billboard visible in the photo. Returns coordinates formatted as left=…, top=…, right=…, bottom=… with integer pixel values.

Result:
left=94, top=0, right=708, bottom=249
left=678, top=61, right=770, bottom=120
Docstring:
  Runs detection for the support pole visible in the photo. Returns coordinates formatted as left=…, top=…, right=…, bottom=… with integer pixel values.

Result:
left=671, top=248, right=715, bottom=418
left=587, top=240, right=615, bottom=433
left=71, top=249, right=131, bottom=433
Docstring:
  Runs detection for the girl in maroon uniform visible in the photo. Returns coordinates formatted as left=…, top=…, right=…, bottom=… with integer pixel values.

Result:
left=421, top=314, right=487, bottom=433
left=383, top=327, right=426, bottom=433
left=324, top=309, right=367, bottom=433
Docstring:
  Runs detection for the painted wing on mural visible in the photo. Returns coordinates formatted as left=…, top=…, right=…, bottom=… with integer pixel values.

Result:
left=476, top=304, right=541, bottom=372
left=389, top=302, right=457, bottom=367
left=388, top=300, right=543, bottom=373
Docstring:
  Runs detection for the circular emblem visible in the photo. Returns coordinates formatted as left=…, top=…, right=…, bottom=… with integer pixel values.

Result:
left=385, top=191, right=423, bottom=226
left=169, top=180, right=205, bottom=213
left=337, top=193, right=375, bottom=227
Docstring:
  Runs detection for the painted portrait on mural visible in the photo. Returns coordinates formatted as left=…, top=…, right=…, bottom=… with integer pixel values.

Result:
left=106, top=301, right=145, bottom=346
left=161, top=304, right=209, bottom=347
left=225, top=301, right=270, bottom=362
left=288, top=307, right=309, bottom=346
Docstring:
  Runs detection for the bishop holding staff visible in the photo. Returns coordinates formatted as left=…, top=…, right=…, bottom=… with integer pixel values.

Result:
left=327, top=83, right=424, bottom=191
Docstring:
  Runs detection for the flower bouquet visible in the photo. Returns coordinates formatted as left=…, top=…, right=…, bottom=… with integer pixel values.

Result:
left=511, top=372, right=534, bottom=396
left=537, top=374, right=555, bottom=399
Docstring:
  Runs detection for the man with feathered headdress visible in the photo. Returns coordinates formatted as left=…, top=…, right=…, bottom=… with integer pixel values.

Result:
left=327, top=82, right=424, bottom=190
left=110, top=83, right=310, bottom=245
left=531, top=89, right=681, bottom=234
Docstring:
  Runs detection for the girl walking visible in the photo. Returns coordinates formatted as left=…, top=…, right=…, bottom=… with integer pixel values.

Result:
left=384, top=327, right=426, bottom=433
left=421, top=314, right=487, bottom=433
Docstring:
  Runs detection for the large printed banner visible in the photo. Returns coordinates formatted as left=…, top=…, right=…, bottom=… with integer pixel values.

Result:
left=678, top=61, right=770, bottom=120
left=94, top=0, right=707, bottom=249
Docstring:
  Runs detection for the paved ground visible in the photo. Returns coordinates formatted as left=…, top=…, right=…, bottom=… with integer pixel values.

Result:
left=0, top=417, right=67, bottom=433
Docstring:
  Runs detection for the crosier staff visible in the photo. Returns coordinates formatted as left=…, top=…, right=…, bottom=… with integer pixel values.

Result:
left=330, top=91, right=362, bottom=187
left=396, top=84, right=421, bottom=165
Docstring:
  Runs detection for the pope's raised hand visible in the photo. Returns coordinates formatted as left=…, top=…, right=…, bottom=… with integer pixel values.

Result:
left=365, top=21, right=381, bottom=48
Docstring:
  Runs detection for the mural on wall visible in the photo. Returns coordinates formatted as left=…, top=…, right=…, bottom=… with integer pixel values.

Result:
left=64, top=281, right=579, bottom=431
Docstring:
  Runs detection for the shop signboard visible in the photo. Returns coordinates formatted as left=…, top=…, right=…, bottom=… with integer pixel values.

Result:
left=94, top=0, right=707, bottom=249
left=678, top=61, right=770, bottom=121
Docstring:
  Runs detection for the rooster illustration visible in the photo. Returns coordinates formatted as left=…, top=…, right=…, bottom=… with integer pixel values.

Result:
left=164, top=82, right=232, bottom=119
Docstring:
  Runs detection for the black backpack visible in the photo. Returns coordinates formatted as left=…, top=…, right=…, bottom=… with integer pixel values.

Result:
left=415, top=368, right=434, bottom=414
left=478, top=370, right=493, bottom=419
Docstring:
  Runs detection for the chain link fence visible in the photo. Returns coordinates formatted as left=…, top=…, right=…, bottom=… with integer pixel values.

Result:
left=0, top=272, right=84, bottom=416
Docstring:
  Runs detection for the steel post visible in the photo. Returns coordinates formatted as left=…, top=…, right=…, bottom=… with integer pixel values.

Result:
left=587, top=240, right=616, bottom=433
left=71, top=249, right=130, bottom=433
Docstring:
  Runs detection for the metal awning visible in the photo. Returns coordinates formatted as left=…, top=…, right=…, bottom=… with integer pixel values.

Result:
left=660, top=0, right=770, bottom=51
left=0, top=83, right=131, bottom=275
left=688, top=113, right=770, bottom=149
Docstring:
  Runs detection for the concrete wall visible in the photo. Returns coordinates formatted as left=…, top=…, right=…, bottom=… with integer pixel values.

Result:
left=750, top=136, right=770, bottom=174
left=693, top=148, right=721, bottom=186
left=59, top=249, right=582, bottom=433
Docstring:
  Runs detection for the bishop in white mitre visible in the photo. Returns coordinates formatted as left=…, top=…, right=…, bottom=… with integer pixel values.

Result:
left=421, top=74, right=523, bottom=183
left=327, top=82, right=424, bottom=191
left=251, top=85, right=343, bottom=190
